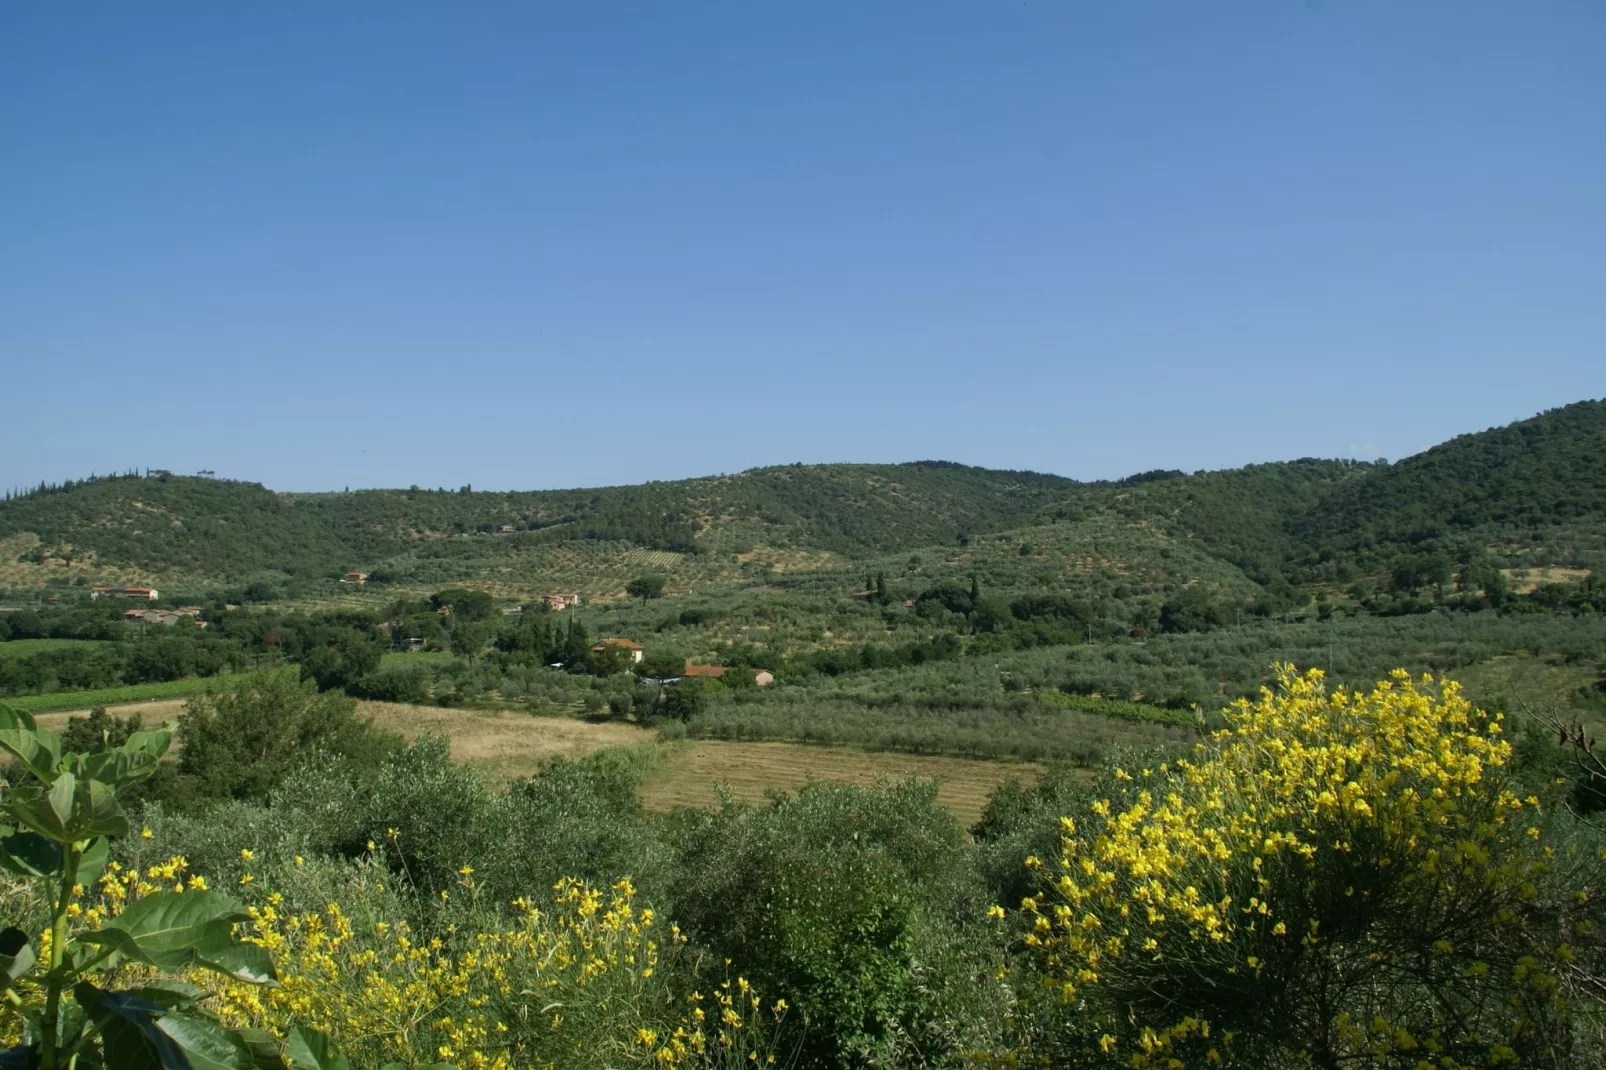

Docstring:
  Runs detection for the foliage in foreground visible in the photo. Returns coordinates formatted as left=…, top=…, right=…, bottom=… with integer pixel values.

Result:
left=1018, top=666, right=1606, bottom=1068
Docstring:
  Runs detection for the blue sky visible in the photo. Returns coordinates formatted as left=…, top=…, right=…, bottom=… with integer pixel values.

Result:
left=3, top=2, right=1602, bottom=492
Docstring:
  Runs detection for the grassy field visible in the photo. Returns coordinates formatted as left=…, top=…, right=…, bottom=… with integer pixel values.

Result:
left=352, top=701, right=653, bottom=780
left=0, top=638, right=109, bottom=659
left=2, top=673, right=269, bottom=713
left=639, top=741, right=1053, bottom=825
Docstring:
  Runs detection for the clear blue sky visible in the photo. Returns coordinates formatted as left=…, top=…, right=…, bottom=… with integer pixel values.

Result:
left=3, top=2, right=1602, bottom=493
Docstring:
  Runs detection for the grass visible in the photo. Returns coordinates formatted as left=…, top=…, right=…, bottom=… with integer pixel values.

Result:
left=352, top=701, right=653, bottom=781
left=639, top=741, right=1058, bottom=826
left=2, top=672, right=274, bottom=713
left=342, top=699, right=1055, bottom=824
left=0, top=638, right=108, bottom=659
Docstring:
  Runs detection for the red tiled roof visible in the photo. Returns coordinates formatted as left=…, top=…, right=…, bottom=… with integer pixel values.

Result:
left=682, top=664, right=727, bottom=678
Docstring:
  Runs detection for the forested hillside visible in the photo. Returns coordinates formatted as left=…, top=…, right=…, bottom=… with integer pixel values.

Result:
left=2, top=401, right=1603, bottom=593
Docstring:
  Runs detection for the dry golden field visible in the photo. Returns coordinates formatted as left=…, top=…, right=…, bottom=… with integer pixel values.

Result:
left=37, top=698, right=1049, bottom=823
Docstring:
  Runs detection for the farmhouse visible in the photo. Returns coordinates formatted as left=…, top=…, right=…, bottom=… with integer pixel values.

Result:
left=497, top=524, right=516, bottom=534
left=591, top=638, right=644, bottom=663
left=340, top=572, right=368, bottom=585
left=683, top=664, right=774, bottom=687
left=545, top=593, right=581, bottom=611
left=91, top=586, right=159, bottom=600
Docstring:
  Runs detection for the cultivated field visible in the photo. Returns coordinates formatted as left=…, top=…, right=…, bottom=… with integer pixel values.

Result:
left=639, top=741, right=1052, bottom=825
left=351, top=701, right=654, bottom=780
left=32, top=695, right=1057, bottom=824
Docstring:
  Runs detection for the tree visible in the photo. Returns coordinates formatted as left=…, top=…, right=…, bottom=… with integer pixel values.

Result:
left=297, top=626, right=383, bottom=692
left=59, top=705, right=142, bottom=754
left=448, top=619, right=490, bottom=663
left=875, top=572, right=889, bottom=605
left=638, top=650, right=684, bottom=680
left=429, top=587, right=494, bottom=621
left=660, top=676, right=708, bottom=720
left=626, top=575, right=666, bottom=603
left=173, top=671, right=399, bottom=801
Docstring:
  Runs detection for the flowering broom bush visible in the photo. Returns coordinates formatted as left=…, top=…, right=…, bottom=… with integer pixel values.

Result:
left=201, top=852, right=789, bottom=1069
left=1019, top=666, right=1606, bottom=1069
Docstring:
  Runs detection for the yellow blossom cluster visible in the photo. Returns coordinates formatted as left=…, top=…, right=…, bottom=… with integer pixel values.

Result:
left=203, top=867, right=778, bottom=1069
left=1022, top=666, right=1575, bottom=1068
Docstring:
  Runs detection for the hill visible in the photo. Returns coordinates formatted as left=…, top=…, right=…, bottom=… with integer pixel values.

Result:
left=3, top=400, right=1603, bottom=595
left=0, top=462, right=1076, bottom=586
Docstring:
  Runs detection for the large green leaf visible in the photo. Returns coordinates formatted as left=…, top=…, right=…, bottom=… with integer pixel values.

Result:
left=283, top=1027, right=350, bottom=1070
left=80, top=892, right=275, bottom=984
left=154, top=1015, right=259, bottom=1070
left=78, top=727, right=171, bottom=789
left=74, top=983, right=175, bottom=1070
left=4, top=776, right=77, bottom=842
left=0, top=706, right=60, bottom=783
left=0, top=829, right=57, bottom=877
left=0, top=927, right=35, bottom=987
left=190, top=923, right=277, bottom=985
left=73, top=778, right=128, bottom=840
left=235, top=1028, right=290, bottom=1070
left=0, top=831, right=109, bottom=887
left=121, top=981, right=208, bottom=1009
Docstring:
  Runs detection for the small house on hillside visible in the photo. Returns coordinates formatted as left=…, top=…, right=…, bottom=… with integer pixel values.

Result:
left=341, top=572, right=368, bottom=585
left=591, top=638, right=644, bottom=663
left=497, top=524, right=516, bottom=534
left=545, top=593, right=581, bottom=611
left=683, top=664, right=774, bottom=687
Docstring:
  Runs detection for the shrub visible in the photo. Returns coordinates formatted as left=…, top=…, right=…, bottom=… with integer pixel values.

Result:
left=1016, top=666, right=1606, bottom=1068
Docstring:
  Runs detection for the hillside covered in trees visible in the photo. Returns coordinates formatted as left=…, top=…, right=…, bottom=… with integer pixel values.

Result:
left=3, top=400, right=1603, bottom=598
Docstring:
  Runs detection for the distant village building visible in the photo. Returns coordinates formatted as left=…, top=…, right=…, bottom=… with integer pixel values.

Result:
left=683, top=664, right=774, bottom=687
left=591, top=638, right=644, bottom=663
left=545, top=593, right=581, bottom=611
left=497, top=524, right=516, bottom=534
left=663, top=586, right=693, bottom=596
left=340, top=572, right=368, bottom=585
left=91, top=586, right=159, bottom=601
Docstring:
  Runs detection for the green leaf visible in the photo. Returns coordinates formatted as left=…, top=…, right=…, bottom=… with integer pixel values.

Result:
left=73, top=778, right=129, bottom=839
left=235, top=1028, right=289, bottom=1070
left=283, top=1027, right=349, bottom=1070
left=154, top=1015, right=258, bottom=1070
left=190, top=923, right=277, bottom=985
left=0, top=706, right=60, bottom=783
left=0, top=831, right=109, bottom=887
left=121, top=981, right=208, bottom=1009
left=3, top=775, right=77, bottom=842
left=0, top=927, right=35, bottom=987
left=74, top=983, right=174, bottom=1070
left=77, top=727, right=170, bottom=790
left=76, top=835, right=111, bottom=887
left=81, top=892, right=275, bottom=984
left=0, top=828, right=57, bottom=877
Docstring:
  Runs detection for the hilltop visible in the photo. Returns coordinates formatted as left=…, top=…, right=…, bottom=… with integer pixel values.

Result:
left=2, top=399, right=1603, bottom=598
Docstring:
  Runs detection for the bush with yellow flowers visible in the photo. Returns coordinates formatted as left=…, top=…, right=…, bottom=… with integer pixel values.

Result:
left=198, top=849, right=790, bottom=1069
left=1017, top=666, right=1606, bottom=1069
